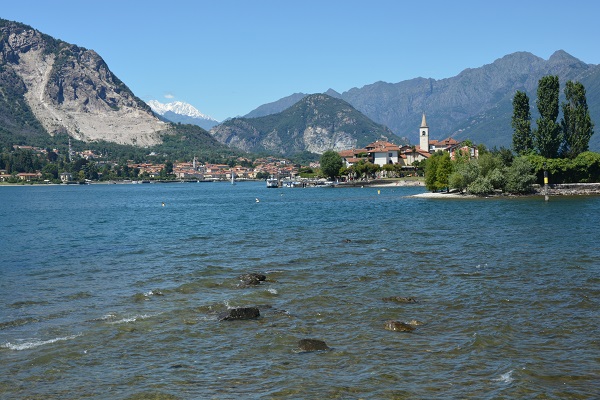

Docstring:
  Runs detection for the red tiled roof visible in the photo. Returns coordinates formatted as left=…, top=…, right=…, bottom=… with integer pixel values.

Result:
left=339, top=148, right=367, bottom=157
left=365, top=141, right=400, bottom=152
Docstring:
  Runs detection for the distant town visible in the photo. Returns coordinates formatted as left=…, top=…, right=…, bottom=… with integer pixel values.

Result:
left=0, top=144, right=306, bottom=184
left=0, top=114, right=481, bottom=185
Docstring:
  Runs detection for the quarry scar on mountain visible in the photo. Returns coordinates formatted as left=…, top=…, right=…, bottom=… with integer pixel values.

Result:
left=2, top=23, right=169, bottom=146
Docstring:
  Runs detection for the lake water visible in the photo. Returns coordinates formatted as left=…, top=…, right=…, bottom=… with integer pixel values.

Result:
left=1, top=182, right=598, bottom=399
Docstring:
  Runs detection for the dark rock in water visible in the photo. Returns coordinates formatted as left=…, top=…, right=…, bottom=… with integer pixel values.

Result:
left=239, top=273, right=267, bottom=286
left=297, top=339, right=330, bottom=352
left=384, top=320, right=416, bottom=332
left=382, top=296, right=417, bottom=303
left=219, top=307, right=260, bottom=321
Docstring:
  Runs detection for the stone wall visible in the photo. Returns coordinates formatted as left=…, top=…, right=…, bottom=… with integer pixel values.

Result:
left=534, top=183, right=600, bottom=196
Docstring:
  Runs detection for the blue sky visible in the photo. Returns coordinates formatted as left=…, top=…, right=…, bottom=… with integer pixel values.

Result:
left=2, top=0, right=599, bottom=121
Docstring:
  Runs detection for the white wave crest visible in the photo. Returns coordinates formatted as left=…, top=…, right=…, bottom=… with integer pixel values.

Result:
left=2, top=333, right=82, bottom=351
left=109, top=314, right=152, bottom=324
left=493, top=370, right=514, bottom=383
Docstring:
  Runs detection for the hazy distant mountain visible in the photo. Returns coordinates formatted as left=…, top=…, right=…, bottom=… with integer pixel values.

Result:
left=211, top=93, right=405, bottom=156
left=244, top=93, right=308, bottom=119
left=245, top=51, right=600, bottom=151
left=148, top=100, right=219, bottom=130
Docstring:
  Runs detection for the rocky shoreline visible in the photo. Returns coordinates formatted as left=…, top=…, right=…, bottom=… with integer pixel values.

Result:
left=533, top=183, right=600, bottom=196
left=413, top=183, right=600, bottom=198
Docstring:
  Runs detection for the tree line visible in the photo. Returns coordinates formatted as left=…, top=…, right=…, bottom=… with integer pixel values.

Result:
left=512, top=76, right=594, bottom=158
left=424, top=75, right=597, bottom=195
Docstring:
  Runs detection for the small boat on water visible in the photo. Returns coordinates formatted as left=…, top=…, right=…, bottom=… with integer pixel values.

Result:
left=281, top=179, right=303, bottom=188
left=266, top=176, right=278, bottom=188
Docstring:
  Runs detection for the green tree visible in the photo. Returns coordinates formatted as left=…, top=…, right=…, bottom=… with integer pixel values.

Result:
left=164, top=161, right=174, bottom=175
left=467, top=176, right=494, bottom=195
left=254, top=172, right=269, bottom=180
left=505, top=157, right=537, bottom=193
left=121, top=164, right=130, bottom=178
left=534, top=75, right=561, bottom=158
left=449, top=162, right=479, bottom=193
left=424, top=155, right=438, bottom=191
left=382, top=163, right=396, bottom=177
left=494, top=146, right=514, bottom=167
left=511, top=90, right=533, bottom=154
left=477, top=152, right=503, bottom=178
left=41, top=163, right=59, bottom=180
left=320, top=150, right=343, bottom=180
left=424, top=151, right=451, bottom=191
left=83, top=162, right=98, bottom=180
left=100, top=164, right=114, bottom=180
left=435, top=152, right=452, bottom=192
left=560, top=80, right=595, bottom=158
left=46, top=149, right=58, bottom=162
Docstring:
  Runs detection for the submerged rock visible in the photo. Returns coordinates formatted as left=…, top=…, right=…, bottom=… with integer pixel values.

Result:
left=219, top=307, right=260, bottom=321
left=239, top=273, right=267, bottom=286
left=384, top=320, right=416, bottom=332
left=297, top=339, right=330, bottom=352
left=382, top=296, right=417, bottom=303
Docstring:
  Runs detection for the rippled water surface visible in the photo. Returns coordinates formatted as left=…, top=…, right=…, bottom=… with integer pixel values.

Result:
left=1, top=182, right=599, bottom=399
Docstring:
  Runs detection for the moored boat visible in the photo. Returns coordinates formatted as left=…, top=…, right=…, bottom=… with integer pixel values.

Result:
left=266, top=176, right=278, bottom=188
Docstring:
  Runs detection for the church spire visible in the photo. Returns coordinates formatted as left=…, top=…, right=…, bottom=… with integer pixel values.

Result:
left=419, top=113, right=430, bottom=153
left=421, top=112, right=428, bottom=128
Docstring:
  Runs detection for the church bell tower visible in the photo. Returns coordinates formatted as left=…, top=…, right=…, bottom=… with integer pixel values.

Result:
left=419, top=113, right=429, bottom=152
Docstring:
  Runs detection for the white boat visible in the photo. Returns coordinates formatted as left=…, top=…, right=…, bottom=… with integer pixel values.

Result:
left=282, top=180, right=303, bottom=188
left=231, top=172, right=236, bottom=185
left=266, top=176, right=278, bottom=188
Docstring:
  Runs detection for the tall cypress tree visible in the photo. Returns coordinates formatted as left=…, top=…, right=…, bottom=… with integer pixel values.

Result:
left=534, top=75, right=561, bottom=158
left=511, top=90, right=533, bottom=155
left=561, top=80, right=595, bottom=158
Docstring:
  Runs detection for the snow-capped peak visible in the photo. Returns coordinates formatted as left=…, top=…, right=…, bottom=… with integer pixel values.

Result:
left=147, top=100, right=216, bottom=121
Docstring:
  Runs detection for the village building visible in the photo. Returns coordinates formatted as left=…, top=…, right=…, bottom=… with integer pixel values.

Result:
left=60, top=172, right=73, bottom=182
left=0, top=170, right=12, bottom=182
left=16, top=172, right=42, bottom=181
left=365, top=141, right=401, bottom=166
left=401, top=145, right=431, bottom=165
left=339, top=112, right=478, bottom=169
left=339, top=148, right=368, bottom=167
left=80, top=150, right=99, bottom=159
left=173, top=161, right=204, bottom=180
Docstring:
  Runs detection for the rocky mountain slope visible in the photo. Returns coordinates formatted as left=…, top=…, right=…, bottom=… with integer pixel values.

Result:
left=0, top=19, right=169, bottom=147
left=148, top=100, right=219, bottom=130
left=211, top=94, right=404, bottom=156
left=246, top=51, right=600, bottom=150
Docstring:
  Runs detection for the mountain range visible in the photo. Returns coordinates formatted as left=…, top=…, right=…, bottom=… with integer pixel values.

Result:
left=1, top=17, right=598, bottom=159
left=148, top=100, right=219, bottom=130
left=245, top=51, right=600, bottom=151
